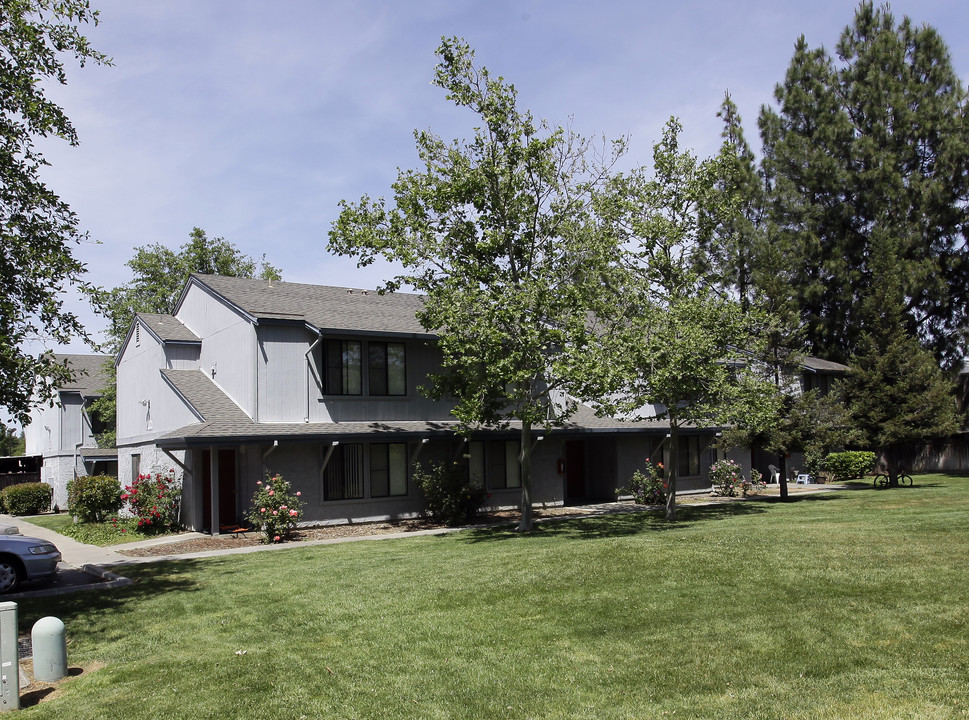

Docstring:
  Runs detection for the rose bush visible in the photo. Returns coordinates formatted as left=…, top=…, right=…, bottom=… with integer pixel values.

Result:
left=710, top=459, right=764, bottom=497
left=245, top=474, right=303, bottom=543
left=121, top=469, right=181, bottom=533
left=619, top=458, right=667, bottom=505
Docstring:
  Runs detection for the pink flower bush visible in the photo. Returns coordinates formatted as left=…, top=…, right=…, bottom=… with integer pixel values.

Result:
left=245, top=474, right=303, bottom=544
left=621, top=458, right=667, bottom=505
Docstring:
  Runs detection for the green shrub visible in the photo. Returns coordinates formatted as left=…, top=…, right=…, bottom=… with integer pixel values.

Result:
left=245, top=473, right=303, bottom=543
left=414, top=462, right=485, bottom=527
left=67, top=474, right=122, bottom=523
left=0, top=482, right=53, bottom=515
left=824, top=451, right=876, bottom=482
left=618, top=458, right=667, bottom=504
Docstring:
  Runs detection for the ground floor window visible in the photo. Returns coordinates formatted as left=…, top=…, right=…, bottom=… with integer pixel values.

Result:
left=678, top=435, right=700, bottom=477
left=323, top=444, right=364, bottom=500
left=323, top=442, right=408, bottom=501
left=370, top=443, right=408, bottom=497
left=662, top=435, right=702, bottom=478
left=465, top=439, right=521, bottom=490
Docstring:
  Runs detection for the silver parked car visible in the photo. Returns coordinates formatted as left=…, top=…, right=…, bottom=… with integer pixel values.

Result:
left=0, top=524, right=61, bottom=593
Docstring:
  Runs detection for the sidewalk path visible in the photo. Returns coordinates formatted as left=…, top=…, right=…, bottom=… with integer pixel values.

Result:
left=6, top=483, right=852, bottom=570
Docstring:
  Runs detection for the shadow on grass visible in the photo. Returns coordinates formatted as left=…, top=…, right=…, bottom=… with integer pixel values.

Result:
left=17, top=559, right=207, bottom=633
left=461, top=501, right=768, bottom=544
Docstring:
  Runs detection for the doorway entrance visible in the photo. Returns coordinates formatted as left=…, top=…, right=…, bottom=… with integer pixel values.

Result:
left=565, top=440, right=585, bottom=503
left=201, top=448, right=238, bottom=531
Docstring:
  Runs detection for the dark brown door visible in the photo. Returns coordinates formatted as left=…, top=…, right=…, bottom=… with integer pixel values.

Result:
left=201, top=449, right=238, bottom=530
left=566, top=441, right=585, bottom=502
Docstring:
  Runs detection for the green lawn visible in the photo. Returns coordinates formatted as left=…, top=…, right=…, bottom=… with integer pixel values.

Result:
left=16, top=475, right=969, bottom=719
left=25, top=513, right=158, bottom=545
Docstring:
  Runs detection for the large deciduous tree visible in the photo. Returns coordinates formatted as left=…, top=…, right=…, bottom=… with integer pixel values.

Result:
left=329, top=37, right=625, bottom=531
left=599, top=119, right=777, bottom=520
left=759, top=2, right=969, bottom=369
left=0, top=0, right=110, bottom=424
left=102, top=227, right=281, bottom=345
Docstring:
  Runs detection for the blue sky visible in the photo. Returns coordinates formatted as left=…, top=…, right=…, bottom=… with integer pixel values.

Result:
left=29, top=0, right=969, bottom=353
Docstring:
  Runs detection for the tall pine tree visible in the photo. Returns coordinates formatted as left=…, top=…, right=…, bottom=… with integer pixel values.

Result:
left=759, top=2, right=969, bottom=369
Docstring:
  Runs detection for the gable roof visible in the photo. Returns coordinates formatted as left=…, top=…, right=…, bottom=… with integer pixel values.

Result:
left=802, top=356, right=850, bottom=374
left=50, top=354, right=111, bottom=398
left=137, top=313, right=201, bottom=344
left=182, top=274, right=431, bottom=337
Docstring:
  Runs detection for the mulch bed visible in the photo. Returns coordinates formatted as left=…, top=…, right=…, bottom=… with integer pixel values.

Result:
left=117, top=484, right=832, bottom=558
left=117, top=507, right=580, bottom=557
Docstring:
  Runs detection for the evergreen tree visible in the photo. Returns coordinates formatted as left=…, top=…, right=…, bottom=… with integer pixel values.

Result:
left=759, top=2, right=969, bottom=369
left=702, top=92, right=764, bottom=311
left=843, top=229, right=959, bottom=485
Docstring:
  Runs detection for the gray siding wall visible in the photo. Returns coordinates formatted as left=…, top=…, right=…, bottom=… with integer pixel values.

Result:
left=117, top=326, right=200, bottom=445
left=257, top=324, right=312, bottom=422
left=240, top=437, right=571, bottom=527
left=165, top=343, right=201, bottom=370
left=26, top=396, right=61, bottom=454
left=59, top=395, right=84, bottom=451
left=177, top=283, right=258, bottom=418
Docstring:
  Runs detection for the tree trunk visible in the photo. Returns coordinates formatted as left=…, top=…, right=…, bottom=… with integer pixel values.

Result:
left=517, top=420, right=534, bottom=532
left=887, top=445, right=899, bottom=488
left=779, top=454, right=789, bottom=501
left=666, top=426, right=678, bottom=521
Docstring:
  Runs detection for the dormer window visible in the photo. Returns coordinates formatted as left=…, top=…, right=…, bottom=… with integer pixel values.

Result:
left=324, top=340, right=362, bottom=395
left=368, top=342, right=406, bottom=396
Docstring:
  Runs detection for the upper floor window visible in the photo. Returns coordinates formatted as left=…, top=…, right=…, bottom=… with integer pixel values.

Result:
left=369, top=342, right=406, bottom=396
left=324, top=339, right=406, bottom=396
left=325, top=340, right=362, bottom=395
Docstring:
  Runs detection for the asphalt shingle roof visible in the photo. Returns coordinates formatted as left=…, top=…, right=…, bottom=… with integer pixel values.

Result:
left=186, top=274, right=430, bottom=337
left=802, top=357, right=850, bottom=373
left=156, top=369, right=677, bottom=447
left=51, top=354, right=112, bottom=397
left=137, top=313, right=200, bottom=343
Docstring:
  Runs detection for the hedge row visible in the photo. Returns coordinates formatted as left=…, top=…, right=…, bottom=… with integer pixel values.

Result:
left=0, top=482, right=53, bottom=516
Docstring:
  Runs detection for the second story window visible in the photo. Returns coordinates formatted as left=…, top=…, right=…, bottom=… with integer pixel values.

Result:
left=325, top=340, right=362, bottom=395
left=368, top=341, right=406, bottom=396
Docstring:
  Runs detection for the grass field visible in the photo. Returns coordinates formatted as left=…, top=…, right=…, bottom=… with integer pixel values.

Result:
left=15, top=475, right=969, bottom=719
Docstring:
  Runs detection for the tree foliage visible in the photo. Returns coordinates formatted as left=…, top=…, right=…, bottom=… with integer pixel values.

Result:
left=598, top=119, right=778, bottom=520
left=759, top=2, right=969, bottom=368
left=0, top=0, right=110, bottom=424
left=102, top=227, right=281, bottom=347
left=842, top=229, right=959, bottom=484
left=329, top=37, right=626, bottom=531
left=0, top=425, right=25, bottom=456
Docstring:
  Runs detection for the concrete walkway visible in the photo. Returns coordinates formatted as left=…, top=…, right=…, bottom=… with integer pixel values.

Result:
left=4, top=482, right=852, bottom=575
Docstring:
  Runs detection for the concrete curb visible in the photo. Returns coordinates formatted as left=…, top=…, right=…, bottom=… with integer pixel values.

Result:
left=80, top=564, right=133, bottom=590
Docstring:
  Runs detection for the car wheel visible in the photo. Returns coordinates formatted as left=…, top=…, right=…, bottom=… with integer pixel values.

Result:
left=0, top=559, right=21, bottom=593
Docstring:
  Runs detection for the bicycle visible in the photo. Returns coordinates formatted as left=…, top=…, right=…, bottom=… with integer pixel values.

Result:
left=873, top=471, right=913, bottom=488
